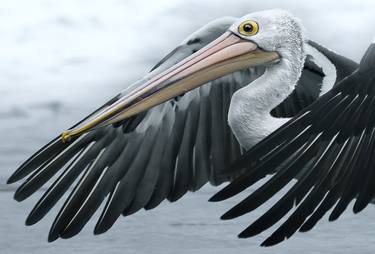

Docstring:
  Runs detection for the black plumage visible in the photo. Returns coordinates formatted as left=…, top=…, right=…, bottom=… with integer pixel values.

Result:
left=211, top=43, right=375, bottom=246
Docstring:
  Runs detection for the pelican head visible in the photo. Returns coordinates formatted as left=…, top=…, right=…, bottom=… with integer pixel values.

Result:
left=230, top=9, right=305, bottom=64
left=61, top=9, right=304, bottom=142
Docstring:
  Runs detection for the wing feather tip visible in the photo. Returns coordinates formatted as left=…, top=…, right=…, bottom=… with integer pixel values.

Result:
left=7, top=165, right=32, bottom=183
left=7, top=174, right=20, bottom=184
left=14, top=189, right=27, bottom=202
left=237, top=232, right=247, bottom=239
left=60, top=228, right=82, bottom=240
left=299, top=223, right=313, bottom=232
left=94, top=222, right=111, bottom=235
left=352, top=201, right=367, bottom=214
left=8, top=137, right=67, bottom=185
left=260, top=236, right=283, bottom=247
left=208, top=193, right=226, bottom=202
left=238, top=228, right=258, bottom=238
left=47, top=231, right=59, bottom=243
left=220, top=209, right=239, bottom=220
left=209, top=188, right=238, bottom=202
left=328, top=211, right=340, bottom=222
left=94, top=215, right=116, bottom=235
left=25, top=213, right=39, bottom=226
left=93, top=227, right=105, bottom=235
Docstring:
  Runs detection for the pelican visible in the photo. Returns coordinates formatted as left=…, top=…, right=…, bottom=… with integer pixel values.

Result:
left=7, top=9, right=372, bottom=245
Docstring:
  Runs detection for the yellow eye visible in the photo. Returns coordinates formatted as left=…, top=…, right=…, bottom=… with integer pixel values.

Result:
left=238, top=20, right=259, bottom=36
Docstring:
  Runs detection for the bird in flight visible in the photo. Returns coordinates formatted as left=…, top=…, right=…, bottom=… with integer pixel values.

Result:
left=7, top=9, right=375, bottom=246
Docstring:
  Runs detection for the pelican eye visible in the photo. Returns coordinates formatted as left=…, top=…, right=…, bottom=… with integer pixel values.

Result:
left=238, top=20, right=259, bottom=36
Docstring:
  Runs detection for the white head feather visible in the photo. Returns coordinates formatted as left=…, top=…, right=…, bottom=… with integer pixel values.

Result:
left=228, top=9, right=307, bottom=149
left=229, top=9, right=305, bottom=61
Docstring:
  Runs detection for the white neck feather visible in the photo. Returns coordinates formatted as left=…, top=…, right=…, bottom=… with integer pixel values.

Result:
left=228, top=48, right=305, bottom=149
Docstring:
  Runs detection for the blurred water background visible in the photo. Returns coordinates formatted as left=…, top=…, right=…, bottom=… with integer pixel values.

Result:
left=1, top=0, right=375, bottom=253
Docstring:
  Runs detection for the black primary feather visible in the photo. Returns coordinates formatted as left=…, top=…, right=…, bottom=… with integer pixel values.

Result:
left=212, top=42, right=375, bottom=246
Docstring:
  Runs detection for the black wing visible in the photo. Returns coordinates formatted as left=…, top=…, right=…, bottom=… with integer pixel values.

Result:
left=7, top=17, right=255, bottom=241
left=211, top=43, right=375, bottom=246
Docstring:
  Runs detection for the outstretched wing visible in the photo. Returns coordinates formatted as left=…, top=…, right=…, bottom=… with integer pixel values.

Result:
left=8, top=17, right=258, bottom=241
left=211, top=43, right=375, bottom=246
